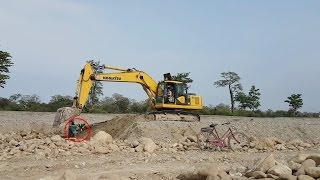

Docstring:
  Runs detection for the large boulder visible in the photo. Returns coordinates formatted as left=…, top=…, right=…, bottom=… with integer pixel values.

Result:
left=305, top=167, right=320, bottom=178
left=307, top=154, right=320, bottom=166
left=278, top=174, right=297, bottom=180
left=245, top=171, right=267, bottom=178
left=92, top=131, right=113, bottom=145
left=198, top=166, right=219, bottom=177
left=268, top=164, right=292, bottom=176
left=292, top=154, right=311, bottom=164
left=53, top=107, right=80, bottom=127
left=295, top=159, right=316, bottom=176
left=196, top=165, right=231, bottom=180
left=288, top=161, right=302, bottom=172
left=51, top=135, right=63, bottom=142
left=140, top=137, right=157, bottom=153
left=298, top=175, right=315, bottom=180
left=251, top=154, right=277, bottom=173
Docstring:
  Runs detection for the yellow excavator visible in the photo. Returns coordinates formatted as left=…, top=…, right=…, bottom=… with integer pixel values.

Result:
left=54, top=62, right=203, bottom=126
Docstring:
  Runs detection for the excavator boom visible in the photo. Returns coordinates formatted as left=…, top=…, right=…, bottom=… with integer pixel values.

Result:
left=74, top=63, right=158, bottom=109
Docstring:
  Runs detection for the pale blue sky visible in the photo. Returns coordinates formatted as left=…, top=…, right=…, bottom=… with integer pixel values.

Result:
left=0, top=0, right=319, bottom=112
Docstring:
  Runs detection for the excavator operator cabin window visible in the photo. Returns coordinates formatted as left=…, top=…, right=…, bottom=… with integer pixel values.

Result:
left=176, top=83, right=187, bottom=96
left=157, top=83, right=164, bottom=97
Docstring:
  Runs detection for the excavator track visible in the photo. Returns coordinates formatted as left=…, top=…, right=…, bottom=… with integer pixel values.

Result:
left=147, top=110, right=200, bottom=122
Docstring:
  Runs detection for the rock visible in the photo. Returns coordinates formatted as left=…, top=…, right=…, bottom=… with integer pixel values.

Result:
left=300, top=143, right=312, bottom=148
left=44, top=137, right=52, bottom=145
left=94, top=145, right=110, bottom=154
left=177, top=173, right=204, bottom=180
left=51, top=135, right=63, bottom=142
left=0, top=133, right=5, bottom=141
left=289, top=161, right=302, bottom=172
left=198, top=165, right=219, bottom=177
left=53, top=107, right=80, bottom=127
left=206, top=175, right=220, bottom=180
left=130, top=140, right=139, bottom=148
left=9, top=147, right=20, bottom=155
left=9, top=139, right=19, bottom=146
left=187, top=135, right=197, bottom=143
left=134, top=145, right=143, bottom=152
left=92, top=131, right=113, bottom=145
left=268, top=164, right=292, bottom=176
left=295, top=159, right=317, bottom=176
left=140, top=137, right=157, bottom=153
left=60, top=170, right=77, bottom=180
left=292, top=154, right=311, bottom=164
left=276, top=144, right=287, bottom=150
left=267, top=174, right=279, bottom=179
left=77, top=147, right=90, bottom=154
left=108, top=144, right=119, bottom=152
left=252, top=154, right=277, bottom=173
left=307, top=154, right=320, bottom=166
left=96, top=174, right=130, bottom=180
left=278, top=174, right=297, bottom=180
left=245, top=171, right=267, bottom=178
left=218, top=171, right=231, bottom=180
left=298, top=175, right=315, bottom=180
left=306, top=167, right=320, bottom=178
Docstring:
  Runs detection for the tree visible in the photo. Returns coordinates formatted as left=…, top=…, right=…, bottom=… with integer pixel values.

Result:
left=214, top=72, right=242, bottom=113
left=0, top=50, right=14, bottom=88
left=172, top=72, right=193, bottom=91
left=0, top=97, right=10, bottom=110
left=235, top=92, right=250, bottom=110
left=48, top=95, right=73, bottom=111
left=172, top=72, right=193, bottom=84
left=112, top=93, right=130, bottom=113
left=9, top=94, right=22, bottom=103
left=18, top=94, right=41, bottom=110
left=86, top=60, right=104, bottom=110
left=235, top=86, right=261, bottom=111
left=247, top=86, right=261, bottom=111
left=285, top=94, right=303, bottom=114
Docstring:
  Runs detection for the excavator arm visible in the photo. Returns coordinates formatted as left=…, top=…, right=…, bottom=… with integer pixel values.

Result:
left=73, top=63, right=158, bottom=110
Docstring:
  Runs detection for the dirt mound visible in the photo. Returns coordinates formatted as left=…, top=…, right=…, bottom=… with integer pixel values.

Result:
left=93, top=115, right=200, bottom=143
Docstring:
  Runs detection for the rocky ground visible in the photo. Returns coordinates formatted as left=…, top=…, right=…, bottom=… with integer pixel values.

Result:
left=0, top=111, right=319, bottom=180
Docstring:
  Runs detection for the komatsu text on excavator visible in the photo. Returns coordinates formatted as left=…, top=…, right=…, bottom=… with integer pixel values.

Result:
left=54, top=62, right=203, bottom=126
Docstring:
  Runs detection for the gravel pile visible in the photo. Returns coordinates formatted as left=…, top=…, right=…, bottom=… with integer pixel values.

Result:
left=244, top=153, right=320, bottom=180
left=0, top=128, right=317, bottom=162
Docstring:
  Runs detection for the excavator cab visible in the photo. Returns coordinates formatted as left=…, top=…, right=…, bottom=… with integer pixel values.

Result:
left=156, top=81, right=187, bottom=104
left=155, top=80, right=202, bottom=110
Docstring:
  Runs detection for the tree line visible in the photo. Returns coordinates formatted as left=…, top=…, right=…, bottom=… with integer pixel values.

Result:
left=0, top=49, right=318, bottom=117
left=0, top=93, right=317, bottom=117
left=0, top=93, right=150, bottom=113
